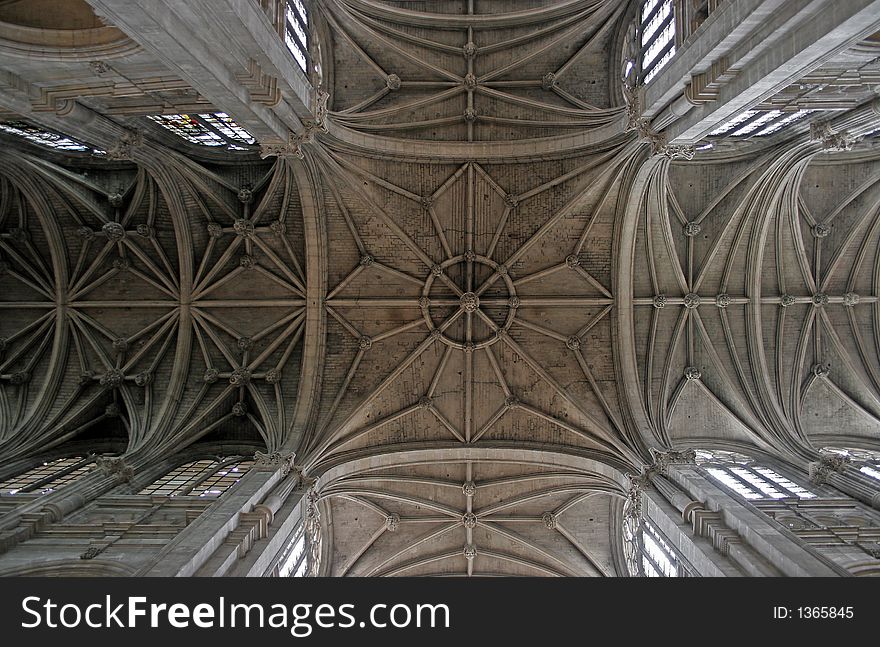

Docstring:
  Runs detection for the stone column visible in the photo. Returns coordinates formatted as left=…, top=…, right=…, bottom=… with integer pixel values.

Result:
left=808, top=453, right=880, bottom=511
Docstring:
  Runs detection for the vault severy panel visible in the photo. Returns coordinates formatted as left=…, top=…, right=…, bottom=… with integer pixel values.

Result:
left=304, top=149, right=635, bottom=472
left=0, top=151, right=311, bottom=460
left=322, top=458, right=620, bottom=577
left=325, top=0, right=625, bottom=142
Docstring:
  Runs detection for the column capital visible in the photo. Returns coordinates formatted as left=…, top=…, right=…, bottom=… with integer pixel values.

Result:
left=253, top=451, right=296, bottom=475
left=649, top=448, right=697, bottom=475
left=94, top=455, right=134, bottom=482
left=808, top=452, right=850, bottom=485
left=105, top=129, right=143, bottom=161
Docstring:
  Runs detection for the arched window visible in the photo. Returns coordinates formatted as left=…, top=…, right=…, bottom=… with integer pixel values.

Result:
left=639, top=0, right=676, bottom=83
left=695, top=449, right=817, bottom=500
left=822, top=447, right=880, bottom=482
left=138, top=457, right=254, bottom=497
left=284, top=0, right=309, bottom=73
left=146, top=113, right=256, bottom=150
left=0, top=456, right=94, bottom=495
left=622, top=499, right=682, bottom=577
left=0, top=121, right=104, bottom=154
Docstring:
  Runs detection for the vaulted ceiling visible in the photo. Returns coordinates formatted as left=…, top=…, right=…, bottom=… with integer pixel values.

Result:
left=1, top=0, right=880, bottom=576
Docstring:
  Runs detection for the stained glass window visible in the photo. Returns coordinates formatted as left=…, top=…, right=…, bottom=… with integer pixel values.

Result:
left=0, top=456, right=94, bottom=495
left=138, top=457, right=252, bottom=497
left=146, top=113, right=255, bottom=150
left=0, top=121, right=102, bottom=154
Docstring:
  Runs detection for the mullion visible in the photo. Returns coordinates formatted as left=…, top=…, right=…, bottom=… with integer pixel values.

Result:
left=192, top=115, right=237, bottom=148
left=723, top=110, right=768, bottom=137
left=639, top=519, right=669, bottom=576
left=751, top=466, right=805, bottom=498
left=746, top=112, right=794, bottom=137
left=640, top=10, right=674, bottom=57
left=641, top=541, right=667, bottom=577
left=183, top=458, right=241, bottom=496
left=176, top=462, right=220, bottom=496
left=721, top=465, right=763, bottom=498
left=285, top=21, right=311, bottom=70
left=19, top=457, right=92, bottom=493
left=289, top=1, right=308, bottom=35
left=744, top=466, right=795, bottom=498
left=292, top=548, right=308, bottom=577
left=640, top=0, right=668, bottom=33
left=730, top=465, right=782, bottom=498
left=276, top=523, right=306, bottom=576
left=646, top=522, right=678, bottom=567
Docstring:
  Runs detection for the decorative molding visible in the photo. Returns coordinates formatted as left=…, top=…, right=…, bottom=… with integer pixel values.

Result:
left=237, top=59, right=282, bottom=106
left=624, top=85, right=695, bottom=160
left=94, top=456, right=133, bottom=482
left=685, top=57, right=732, bottom=105
left=305, top=488, right=322, bottom=576
left=253, top=451, right=296, bottom=475
left=105, top=129, right=143, bottom=161
left=810, top=122, right=860, bottom=151
left=259, top=91, right=328, bottom=160
left=683, top=293, right=701, bottom=309
left=649, top=448, right=697, bottom=476
left=684, top=222, right=701, bottom=236
left=625, top=474, right=650, bottom=519
left=682, top=501, right=741, bottom=556
left=809, top=453, right=850, bottom=485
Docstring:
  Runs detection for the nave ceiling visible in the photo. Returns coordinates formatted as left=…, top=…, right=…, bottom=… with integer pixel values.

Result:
left=1, top=0, right=880, bottom=575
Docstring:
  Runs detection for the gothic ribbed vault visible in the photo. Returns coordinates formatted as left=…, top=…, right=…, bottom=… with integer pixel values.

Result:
left=1, top=0, right=880, bottom=577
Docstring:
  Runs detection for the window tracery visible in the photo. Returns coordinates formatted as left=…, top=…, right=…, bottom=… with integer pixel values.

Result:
left=696, top=450, right=817, bottom=500
left=639, top=0, right=677, bottom=83
left=146, top=113, right=256, bottom=150
left=284, top=0, right=309, bottom=73
left=622, top=499, right=681, bottom=577
left=0, top=121, right=103, bottom=154
left=138, top=457, right=253, bottom=497
left=0, top=456, right=94, bottom=495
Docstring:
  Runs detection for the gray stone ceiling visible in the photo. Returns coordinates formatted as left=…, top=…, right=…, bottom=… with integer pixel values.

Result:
left=1, top=0, right=880, bottom=575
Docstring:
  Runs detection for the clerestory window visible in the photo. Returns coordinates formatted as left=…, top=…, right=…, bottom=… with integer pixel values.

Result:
left=0, top=456, right=95, bottom=496
left=639, top=0, right=676, bottom=84
left=138, top=457, right=253, bottom=497
left=696, top=449, right=817, bottom=500
left=146, top=113, right=256, bottom=150
left=0, top=121, right=104, bottom=154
